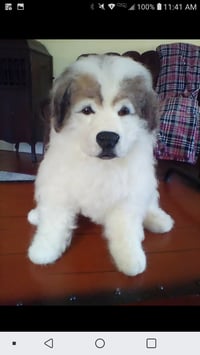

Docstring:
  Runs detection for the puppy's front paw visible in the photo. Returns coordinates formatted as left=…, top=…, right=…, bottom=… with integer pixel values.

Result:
left=117, top=248, right=146, bottom=276
left=28, top=237, right=66, bottom=265
left=109, top=241, right=146, bottom=276
left=28, top=242, right=61, bottom=264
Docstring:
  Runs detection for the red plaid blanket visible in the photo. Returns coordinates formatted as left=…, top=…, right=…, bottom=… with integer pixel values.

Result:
left=154, top=43, right=200, bottom=163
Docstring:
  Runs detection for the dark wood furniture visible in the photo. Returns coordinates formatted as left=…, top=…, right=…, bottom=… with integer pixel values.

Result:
left=0, top=40, right=53, bottom=162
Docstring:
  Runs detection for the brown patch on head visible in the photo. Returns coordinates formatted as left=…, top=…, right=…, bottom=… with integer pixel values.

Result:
left=114, top=76, right=159, bottom=131
left=70, top=74, right=103, bottom=107
left=51, top=70, right=102, bottom=132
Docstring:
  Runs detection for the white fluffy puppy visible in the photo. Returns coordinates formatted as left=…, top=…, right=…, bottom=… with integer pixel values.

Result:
left=28, top=54, right=174, bottom=276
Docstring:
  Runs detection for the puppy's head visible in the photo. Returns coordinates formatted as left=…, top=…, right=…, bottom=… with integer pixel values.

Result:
left=50, top=55, right=159, bottom=158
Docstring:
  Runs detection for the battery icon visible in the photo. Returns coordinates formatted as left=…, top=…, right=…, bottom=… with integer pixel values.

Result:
left=157, top=3, right=162, bottom=10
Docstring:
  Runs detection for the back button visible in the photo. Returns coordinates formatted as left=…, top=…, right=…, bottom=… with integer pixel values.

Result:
left=44, top=338, right=54, bottom=349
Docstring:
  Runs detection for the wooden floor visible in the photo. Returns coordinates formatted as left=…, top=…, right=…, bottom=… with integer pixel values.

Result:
left=1, top=150, right=200, bottom=305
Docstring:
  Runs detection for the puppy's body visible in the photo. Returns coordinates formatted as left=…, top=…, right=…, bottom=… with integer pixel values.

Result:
left=28, top=55, right=174, bottom=276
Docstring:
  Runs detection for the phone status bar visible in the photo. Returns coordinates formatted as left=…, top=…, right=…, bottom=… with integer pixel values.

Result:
left=90, top=2, right=198, bottom=12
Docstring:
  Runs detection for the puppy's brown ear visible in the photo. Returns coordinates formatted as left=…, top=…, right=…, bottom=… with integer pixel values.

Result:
left=141, top=89, right=159, bottom=131
left=50, top=70, right=73, bottom=132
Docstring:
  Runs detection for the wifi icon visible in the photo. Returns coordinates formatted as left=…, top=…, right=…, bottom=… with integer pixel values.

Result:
left=108, top=3, right=115, bottom=9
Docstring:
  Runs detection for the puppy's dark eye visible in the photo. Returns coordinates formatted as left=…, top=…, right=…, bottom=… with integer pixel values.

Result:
left=81, top=106, right=95, bottom=115
left=118, top=106, right=130, bottom=116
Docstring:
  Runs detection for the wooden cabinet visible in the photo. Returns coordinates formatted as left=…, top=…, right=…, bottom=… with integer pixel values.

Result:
left=0, top=40, right=53, bottom=161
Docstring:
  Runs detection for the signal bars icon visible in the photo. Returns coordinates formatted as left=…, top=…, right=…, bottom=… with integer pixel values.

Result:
left=128, top=4, right=135, bottom=10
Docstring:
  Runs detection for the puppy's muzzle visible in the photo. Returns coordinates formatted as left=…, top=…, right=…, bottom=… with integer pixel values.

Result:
left=96, top=131, right=120, bottom=159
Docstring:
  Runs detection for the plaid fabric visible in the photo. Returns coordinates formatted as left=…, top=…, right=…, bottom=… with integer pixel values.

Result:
left=154, top=43, right=200, bottom=163
left=155, top=97, right=200, bottom=163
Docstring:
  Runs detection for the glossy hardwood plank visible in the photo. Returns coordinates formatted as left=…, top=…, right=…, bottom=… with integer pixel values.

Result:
left=1, top=213, right=200, bottom=257
left=1, top=249, right=200, bottom=305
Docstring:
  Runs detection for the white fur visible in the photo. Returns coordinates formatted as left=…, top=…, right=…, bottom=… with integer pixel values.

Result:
left=27, top=55, right=174, bottom=276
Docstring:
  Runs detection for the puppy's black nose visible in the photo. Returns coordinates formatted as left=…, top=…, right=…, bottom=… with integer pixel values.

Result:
left=96, top=131, right=120, bottom=149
